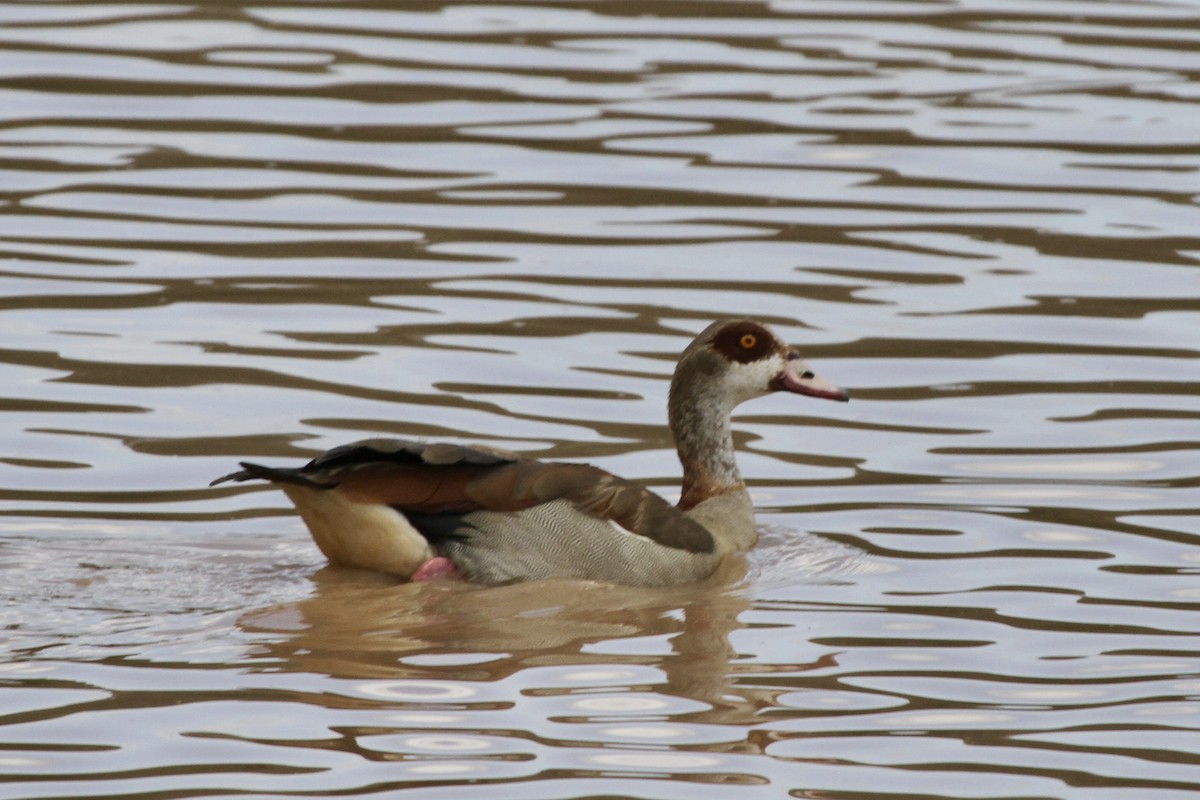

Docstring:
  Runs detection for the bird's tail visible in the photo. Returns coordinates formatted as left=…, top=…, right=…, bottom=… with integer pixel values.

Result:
left=209, top=462, right=335, bottom=489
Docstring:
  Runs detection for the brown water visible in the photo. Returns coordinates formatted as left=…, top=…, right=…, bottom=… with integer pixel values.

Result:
left=2, top=1, right=1200, bottom=798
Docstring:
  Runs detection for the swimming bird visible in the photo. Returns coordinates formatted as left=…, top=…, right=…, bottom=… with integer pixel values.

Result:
left=211, top=319, right=848, bottom=586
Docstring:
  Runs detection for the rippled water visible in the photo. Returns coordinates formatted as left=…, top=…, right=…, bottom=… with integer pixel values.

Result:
left=2, top=1, right=1200, bottom=797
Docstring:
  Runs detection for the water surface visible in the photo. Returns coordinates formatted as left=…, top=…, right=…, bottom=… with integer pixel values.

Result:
left=2, top=1, right=1199, bottom=798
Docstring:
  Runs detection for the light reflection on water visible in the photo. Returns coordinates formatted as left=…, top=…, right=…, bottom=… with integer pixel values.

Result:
left=2, top=0, right=1200, bottom=797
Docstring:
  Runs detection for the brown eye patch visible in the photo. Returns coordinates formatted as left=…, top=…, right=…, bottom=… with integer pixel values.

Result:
left=712, top=321, right=776, bottom=364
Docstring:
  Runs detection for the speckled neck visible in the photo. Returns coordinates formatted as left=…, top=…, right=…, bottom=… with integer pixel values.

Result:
left=669, top=352, right=745, bottom=510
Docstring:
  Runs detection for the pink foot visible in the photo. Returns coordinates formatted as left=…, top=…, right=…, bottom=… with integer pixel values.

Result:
left=411, top=556, right=464, bottom=583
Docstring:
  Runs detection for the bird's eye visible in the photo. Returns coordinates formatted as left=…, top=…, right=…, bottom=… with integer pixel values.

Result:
left=739, top=334, right=757, bottom=349
left=802, top=371, right=815, bottom=379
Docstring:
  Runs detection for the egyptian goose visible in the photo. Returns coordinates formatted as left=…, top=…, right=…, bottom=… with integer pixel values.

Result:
left=211, top=319, right=848, bottom=586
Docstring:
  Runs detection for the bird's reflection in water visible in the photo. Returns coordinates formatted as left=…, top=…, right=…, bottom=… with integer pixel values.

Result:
left=240, top=556, right=753, bottom=708
left=239, top=527, right=865, bottom=732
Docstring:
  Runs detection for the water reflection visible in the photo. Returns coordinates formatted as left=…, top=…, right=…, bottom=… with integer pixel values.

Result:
left=232, top=564, right=772, bottom=789
left=244, top=565, right=749, bottom=696
left=3, top=0, right=1200, bottom=797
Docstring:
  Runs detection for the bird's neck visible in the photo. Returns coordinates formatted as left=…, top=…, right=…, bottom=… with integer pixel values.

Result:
left=669, top=371, right=745, bottom=510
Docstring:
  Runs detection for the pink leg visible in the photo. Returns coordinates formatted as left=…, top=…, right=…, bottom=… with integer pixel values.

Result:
left=411, top=556, right=464, bottom=582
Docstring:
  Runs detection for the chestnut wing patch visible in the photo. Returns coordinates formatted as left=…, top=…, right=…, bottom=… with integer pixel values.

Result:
left=466, top=461, right=715, bottom=554
left=212, top=437, right=714, bottom=555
